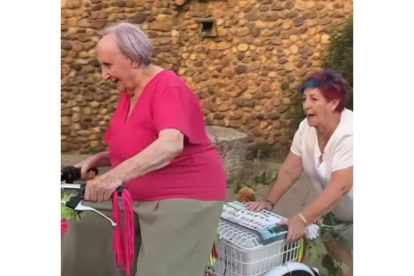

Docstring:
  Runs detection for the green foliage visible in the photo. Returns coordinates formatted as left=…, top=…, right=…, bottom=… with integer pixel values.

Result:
left=232, top=167, right=277, bottom=194
left=231, top=150, right=279, bottom=193
left=232, top=180, right=248, bottom=194
left=253, top=169, right=278, bottom=186
left=291, top=92, right=306, bottom=129
left=322, top=213, right=344, bottom=226
left=322, top=254, right=346, bottom=276
left=305, top=216, right=351, bottom=276
left=305, top=239, right=347, bottom=276
left=322, top=16, right=354, bottom=110
left=251, top=146, right=278, bottom=186
left=61, top=193, right=82, bottom=221
left=251, top=142, right=275, bottom=159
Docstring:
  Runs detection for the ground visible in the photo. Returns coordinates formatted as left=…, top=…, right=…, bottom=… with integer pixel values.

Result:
left=61, top=154, right=318, bottom=218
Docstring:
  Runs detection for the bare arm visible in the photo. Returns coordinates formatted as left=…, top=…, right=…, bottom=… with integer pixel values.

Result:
left=266, top=151, right=303, bottom=206
left=110, top=129, right=184, bottom=183
left=90, top=151, right=111, bottom=167
left=301, top=167, right=353, bottom=224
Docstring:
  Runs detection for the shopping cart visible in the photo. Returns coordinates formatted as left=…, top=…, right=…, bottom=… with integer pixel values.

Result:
left=61, top=166, right=135, bottom=276
left=204, top=202, right=320, bottom=276
left=61, top=166, right=123, bottom=226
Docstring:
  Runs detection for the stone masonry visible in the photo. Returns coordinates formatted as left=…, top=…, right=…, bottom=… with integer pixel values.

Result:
left=61, top=0, right=353, bottom=154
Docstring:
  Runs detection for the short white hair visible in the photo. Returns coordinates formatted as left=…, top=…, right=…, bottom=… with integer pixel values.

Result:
left=100, top=22, right=153, bottom=65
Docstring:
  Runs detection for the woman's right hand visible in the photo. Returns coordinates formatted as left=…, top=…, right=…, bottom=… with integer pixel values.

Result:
left=74, top=154, right=102, bottom=180
left=246, top=201, right=273, bottom=212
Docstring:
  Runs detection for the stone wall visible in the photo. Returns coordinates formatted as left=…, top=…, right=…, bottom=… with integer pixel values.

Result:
left=61, top=0, right=353, bottom=154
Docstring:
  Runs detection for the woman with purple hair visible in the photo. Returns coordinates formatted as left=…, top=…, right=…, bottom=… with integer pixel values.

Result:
left=247, top=71, right=353, bottom=276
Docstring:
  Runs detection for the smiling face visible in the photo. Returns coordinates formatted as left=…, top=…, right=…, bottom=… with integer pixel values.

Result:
left=302, top=88, right=340, bottom=128
left=97, top=34, right=138, bottom=94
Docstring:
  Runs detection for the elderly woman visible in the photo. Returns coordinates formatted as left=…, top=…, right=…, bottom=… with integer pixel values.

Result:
left=61, top=23, right=226, bottom=276
left=247, top=71, right=353, bottom=276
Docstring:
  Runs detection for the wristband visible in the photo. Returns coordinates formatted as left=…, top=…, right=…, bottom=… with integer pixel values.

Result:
left=298, top=213, right=308, bottom=225
left=265, top=199, right=275, bottom=209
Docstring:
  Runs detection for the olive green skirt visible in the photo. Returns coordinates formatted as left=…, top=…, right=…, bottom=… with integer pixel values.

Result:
left=61, top=199, right=224, bottom=276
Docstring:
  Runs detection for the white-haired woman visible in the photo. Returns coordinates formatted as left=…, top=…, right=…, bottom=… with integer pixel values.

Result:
left=61, top=23, right=227, bottom=276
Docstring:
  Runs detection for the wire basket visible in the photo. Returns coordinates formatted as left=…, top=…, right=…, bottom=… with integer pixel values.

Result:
left=205, top=202, right=301, bottom=276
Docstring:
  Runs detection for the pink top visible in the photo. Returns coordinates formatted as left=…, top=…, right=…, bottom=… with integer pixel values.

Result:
left=103, top=70, right=227, bottom=202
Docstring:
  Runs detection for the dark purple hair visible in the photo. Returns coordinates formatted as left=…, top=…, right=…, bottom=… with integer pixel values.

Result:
left=299, top=70, right=349, bottom=112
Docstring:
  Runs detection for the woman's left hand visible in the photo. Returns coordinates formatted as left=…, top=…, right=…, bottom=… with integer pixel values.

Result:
left=278, top=215, right=307, bottom=243
left=84, top=172, right=123, bottom=202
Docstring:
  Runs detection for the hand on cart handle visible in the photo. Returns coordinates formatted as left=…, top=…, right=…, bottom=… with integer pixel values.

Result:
left=85, top=172, right=124, bottom=202
left=62, top=166, right=125, bottom=200
left=245, top=200, right=273, bottom=212
left=277, top=217, right=307, bottom=243
left=76, top=164, right=100, bottom=181
left=73, top=155, right=103, bottom=181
